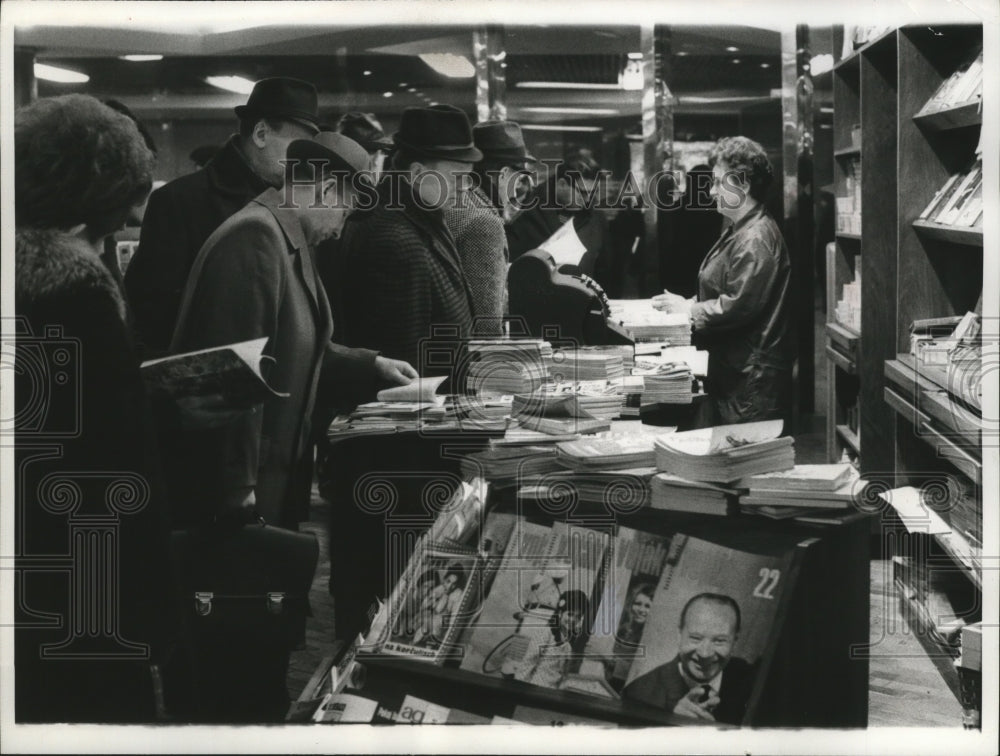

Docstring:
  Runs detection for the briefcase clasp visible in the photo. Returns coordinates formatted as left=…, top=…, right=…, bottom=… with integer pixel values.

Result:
left=266, top=592, right=286, bottom=615
left=195, top=592, right=214, bottom=616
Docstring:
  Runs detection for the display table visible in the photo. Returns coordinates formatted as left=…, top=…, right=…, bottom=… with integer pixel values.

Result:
left=294, top=491, right=871, bottom=728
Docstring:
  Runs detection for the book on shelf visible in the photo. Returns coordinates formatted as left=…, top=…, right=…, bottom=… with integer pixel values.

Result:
left=141, top=336, right=288, bottom=408
left=457, top=519, right=610, bottom=692
left=892, top=555, right=977, bottom=655
left=621, top=534, right=800, bottom=725
left=918, top=50, right=983, bottom=114
left=653, top=420, right=795, bottom=483
left=919, top=160, right=983, bottom=228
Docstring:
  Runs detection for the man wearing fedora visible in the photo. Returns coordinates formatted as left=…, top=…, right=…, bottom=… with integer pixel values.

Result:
left=338, top=104, right=479, bottom=371
left=126, top=77, right=322, bottom=357
left=164, top=132, right=417, bottom=533
left=443, top=120, right=537, bottom=336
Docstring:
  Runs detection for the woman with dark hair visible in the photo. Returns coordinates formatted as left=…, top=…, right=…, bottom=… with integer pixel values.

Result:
left=604, top=582, right=656, bottom=690
left=13, top=94, right=177, bottom=722
left=512, top=589, right=591, bottom=689
left=653, top=136, right=795, bottom=428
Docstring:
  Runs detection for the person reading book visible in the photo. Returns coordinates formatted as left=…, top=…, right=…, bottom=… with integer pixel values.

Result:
left=623, top=592, right=755, bottom=724
left=167, top=131, right=417, bottom=530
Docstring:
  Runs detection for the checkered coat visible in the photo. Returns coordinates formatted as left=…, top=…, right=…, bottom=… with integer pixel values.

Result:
left=442, top=186, right=507, bottom=336
left=339, top=179, right=475, bottom=372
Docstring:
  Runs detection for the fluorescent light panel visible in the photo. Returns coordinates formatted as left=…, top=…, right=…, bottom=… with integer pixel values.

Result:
left=205, top=75, right=255, bottom=94
left=517, top=81, right=621, bottom=90
left=419, top=53, right=475, bottom=78
left=521, top=124, right=603, bottom=133
left=34, top=63, right=89, bottom=84
left=521, top=106, right=619, bottom=116
left=120, top=54, right=163, bottom=62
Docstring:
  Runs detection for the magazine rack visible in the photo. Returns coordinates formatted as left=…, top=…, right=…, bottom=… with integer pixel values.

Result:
left=296, top=495, right=870, bottom=728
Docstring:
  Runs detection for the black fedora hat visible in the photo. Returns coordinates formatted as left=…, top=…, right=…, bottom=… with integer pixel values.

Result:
left=336, top=112, right=394, bottom=153
left=234, top=77, right=320, bottom=133
left=286, top=132, right=370, bottom=183
left=473, top=120, right=536, bottom=166
left=393, top=105, right=483, bottom=163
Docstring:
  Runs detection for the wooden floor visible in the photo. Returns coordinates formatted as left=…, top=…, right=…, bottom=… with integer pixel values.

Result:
left=287, top=488, right=965, bottom=728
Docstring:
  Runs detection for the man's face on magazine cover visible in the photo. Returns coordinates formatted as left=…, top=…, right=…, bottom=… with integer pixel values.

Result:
left=677, top=600, right=739, bottom=682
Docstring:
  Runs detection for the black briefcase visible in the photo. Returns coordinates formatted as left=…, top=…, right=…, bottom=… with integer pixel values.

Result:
left=168, top=520, right=318, bottom=723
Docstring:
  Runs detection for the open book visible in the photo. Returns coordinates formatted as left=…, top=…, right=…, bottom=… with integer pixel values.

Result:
left=376, top=375, right=448, bottom=403
left=141, top=337, right=287, bottom=408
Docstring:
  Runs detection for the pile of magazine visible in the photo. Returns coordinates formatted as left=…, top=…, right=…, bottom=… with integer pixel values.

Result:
left=650, top=473, right=739, bottom=516
left=549, top=347, right=627, bottom=382
left=738, top=464, right=863, bottom=519
left=608, top=300, right=693, bottom=345
left=465, top=340, right=552, bottom=394
left=653, top=420, right=795, bottom=483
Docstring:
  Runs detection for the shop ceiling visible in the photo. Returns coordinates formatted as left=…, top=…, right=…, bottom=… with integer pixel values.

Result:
left=17, top=23, right=834, bottom=122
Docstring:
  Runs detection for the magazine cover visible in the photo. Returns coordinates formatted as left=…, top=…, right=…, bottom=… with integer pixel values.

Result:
left=381, top=548, right=481, bottom=662
left=621, top=535, right=798, bottom=725
left=580, top=527, right=679, bottom=694
left=457, top=519, right=609, bottom=691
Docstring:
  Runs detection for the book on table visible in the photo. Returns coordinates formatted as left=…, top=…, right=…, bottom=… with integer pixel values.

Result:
left=654, top=420, right=795, bottom=483
left=650, top=473, right=740, bottom=516
left=739, top=468, right=865, bottom=510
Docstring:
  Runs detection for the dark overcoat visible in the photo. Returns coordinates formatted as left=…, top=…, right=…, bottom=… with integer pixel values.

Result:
left=125, top=136, right=271, bottom=355
left=167, top=187, right=379, bottom=527
left=14, top=228, right=177, bottom=722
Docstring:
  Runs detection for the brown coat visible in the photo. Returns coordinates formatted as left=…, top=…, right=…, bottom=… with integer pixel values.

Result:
left=168, top=187, right=379, bottom=526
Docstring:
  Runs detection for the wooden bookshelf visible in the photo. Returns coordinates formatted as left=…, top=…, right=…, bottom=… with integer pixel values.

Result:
left=911, top=220, right=983, bottom=247
left=912, top=99, right=982, bottom=131
left=830, top=26, right=986, bottom=724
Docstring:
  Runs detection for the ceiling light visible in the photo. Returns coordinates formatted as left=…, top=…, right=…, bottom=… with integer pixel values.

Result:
left=363, top=70, right=372, bottom=76
left=517, top=81, right=621, bottom=91
left=34, top=63, right=89, bottom=84
left=760, top=62, right=771, bottom=69
left=676, top=51, right=690, bottom=57
left=521, top=106, right=619, bottom=116
left=120, top=54, right=163, bottom=62
left=419, top=53, right=475, bottom=78
left=627, top=52, right=643, bottom=60
left=399, top=82, right=408, bottom=87
left=205, top=75, right=254, bottom=94
left=383, top=91, right=393, bottom=98
left=810, top=53, right=835, bottom=76
left=407, top=87, right=417, bottom=92
left=521, top=124, right=604, bottom=133
left=732, top=58, right=742, bottom=64
left=726, top=46, right=740, bottom=52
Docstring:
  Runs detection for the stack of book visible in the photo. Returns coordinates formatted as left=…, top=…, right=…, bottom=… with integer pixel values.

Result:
left=738, top=464, right=862, bottom=516
left=918, top=50, right=983, bottom=113
left=639, top=363, right=694, bottom=405
left=835, top=270, right=861, bottom=333
left=534, top=467, right=656, bottom=508
left=447, top=394, right=513, bottom=422
left=549, top=347, right=626, bottom=383
left=466, top=341, right=550, bottom=395
left=836, top=157, right=862, bottom=236
left=918, top=158, right=983, bottom=229
left=608, top=299, right=692, bottom=344
left=650, top=473, right=739, bottom=516
left=653, top=420, right=795, bottom=483
left=511, top=393, right=611, bottom=436
left=459, top=445, right=563, bottom=486
left=554, top=431, right=666, bottom=472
